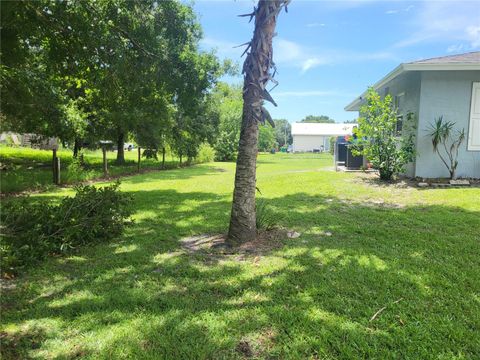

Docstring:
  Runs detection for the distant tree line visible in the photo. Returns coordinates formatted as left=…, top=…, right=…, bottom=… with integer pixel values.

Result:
left=299, top=115, right=357, bottom=124
left=1, top=0, right=231, bottom=164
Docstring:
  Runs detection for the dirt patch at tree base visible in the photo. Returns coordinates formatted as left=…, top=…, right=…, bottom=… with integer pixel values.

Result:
left=180, top=229, right=288, bottom=256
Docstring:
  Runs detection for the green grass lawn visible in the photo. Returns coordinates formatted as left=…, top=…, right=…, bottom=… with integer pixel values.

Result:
left=1, top=153, right=479, bottom=359
left=0, top=146, right=181, bottom=193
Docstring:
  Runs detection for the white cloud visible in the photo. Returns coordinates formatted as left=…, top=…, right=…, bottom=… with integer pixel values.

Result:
left=306, top=22, right=326, bottom=28
left=274, top=38, right=304, bottom=63
left=274, top=38, right=397, bottom=73
left=393, top=2, right=480, bottom=50
left=447, top=44, right=465, bottom=53
left=385, top=6, right=414, bottom=15
left=301, top=58, right=328, bottom=73
left=467, top=25, right=480, bottom=49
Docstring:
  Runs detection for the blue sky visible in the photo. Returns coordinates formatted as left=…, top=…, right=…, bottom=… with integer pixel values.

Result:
left=194, top=0, right=480, bottom=123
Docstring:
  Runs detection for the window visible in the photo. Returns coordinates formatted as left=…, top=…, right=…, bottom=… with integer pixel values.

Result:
left=394, top=93, right=405, bottom=136
left=468, top=82, right=480, bottom=151
left=396, top=115, right=403, bottom=134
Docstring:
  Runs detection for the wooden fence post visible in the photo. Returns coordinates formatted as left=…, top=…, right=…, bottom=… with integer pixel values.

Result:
left=52, top=148, right=57, bottom=184
left=52, top=148, right=60, bottom=185
left=137, top=147, right=141, bottom=172
left=102, top=145, right=108, bottom=177
left=54, top=157, right=61, bottom=185
left=162, top=147, right=166, bottom=169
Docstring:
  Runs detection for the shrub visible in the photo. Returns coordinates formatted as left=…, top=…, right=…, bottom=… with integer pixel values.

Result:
left=214, top=130, right=238, bottom=161
left=0, top=182, right=133, bottom=273
left=353, top=88, right=416, bottom=181
left=256, top=198, right=278, bottom=231
left=142, top=148, right=159, bottom=160
left=195, top=143, right=216, bottom=163
left=65, top=156, right=95, bottom=183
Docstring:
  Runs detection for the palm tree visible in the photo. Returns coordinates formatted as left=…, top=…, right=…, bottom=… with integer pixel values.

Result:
left=227, top=0, right=290, bottom=245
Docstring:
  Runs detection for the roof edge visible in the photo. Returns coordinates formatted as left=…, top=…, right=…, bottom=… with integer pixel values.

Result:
left=344, top=61, right=480, bottom=112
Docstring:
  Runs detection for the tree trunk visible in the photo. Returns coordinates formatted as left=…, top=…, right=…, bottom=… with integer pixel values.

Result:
left=116, top=132, right=125, bottom=164
left=73, top=138, right=81, bottom=158
left=162, top=147, right=166, bottom=169
left=228, top=110, right=259, bottom=244
left=227, top=0, right=287, bottom=245
left=450, top=169, right=456, bottom=180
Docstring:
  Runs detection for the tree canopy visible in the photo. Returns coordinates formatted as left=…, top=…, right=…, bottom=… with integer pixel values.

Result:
left=0, top=0, right=224, bottom=162
left=273, top=119, right=292, bottom=147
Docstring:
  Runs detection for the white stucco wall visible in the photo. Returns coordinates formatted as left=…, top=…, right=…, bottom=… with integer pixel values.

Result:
left=292, top=135, right=330, bottom=152
left=415, top=71, right=480, bottom=179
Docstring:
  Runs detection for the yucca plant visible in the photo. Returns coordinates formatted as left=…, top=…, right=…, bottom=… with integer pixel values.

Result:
left=427, top=116, right=465, bottom=179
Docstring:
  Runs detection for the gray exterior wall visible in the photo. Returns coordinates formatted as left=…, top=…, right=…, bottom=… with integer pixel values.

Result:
left=416, top=71, right=480, bottom=179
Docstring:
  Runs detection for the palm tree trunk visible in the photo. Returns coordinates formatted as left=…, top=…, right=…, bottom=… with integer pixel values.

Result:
left=228, top=106, right=259, bottom=244
left=227, top=0, right=288, bottom=245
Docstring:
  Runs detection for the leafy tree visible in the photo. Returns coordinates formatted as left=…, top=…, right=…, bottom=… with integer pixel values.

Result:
left=426, top=116, right=465, bottom=179
left=353, top=88, right=415, bottom=181
left=227, top=0, right=290, bottom=245
left=300, top=115, right=335, bottom=123
left=0, top=1, right=67, bottom=138
left=258, top=125, right=277, bottom=151
left=211, top=83, right=242, bottom=161
left=1, top=0, right=222, bottom=166
left=273, top=119, right=292, bottom=147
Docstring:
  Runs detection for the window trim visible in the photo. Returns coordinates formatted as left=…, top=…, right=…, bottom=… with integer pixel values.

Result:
left=468, top=82, right=480, bottom=151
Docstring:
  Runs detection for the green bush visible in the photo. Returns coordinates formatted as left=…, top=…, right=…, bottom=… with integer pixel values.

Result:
left=195, top=143, right=216, bottom=163
left=0, top=182, right=133, bottom=273
left=65, top=156, right=95, bottom=183
left=214, top=130, right=238, bottom=161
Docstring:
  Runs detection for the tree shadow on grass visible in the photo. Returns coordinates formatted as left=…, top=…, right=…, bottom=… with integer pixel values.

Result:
left=1, top=190, right=479, bottom=359
left=122, top=164, right=231, bottom=184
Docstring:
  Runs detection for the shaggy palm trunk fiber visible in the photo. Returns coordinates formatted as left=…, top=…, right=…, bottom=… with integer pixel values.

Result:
left=227, top=0, right=288, bottom=245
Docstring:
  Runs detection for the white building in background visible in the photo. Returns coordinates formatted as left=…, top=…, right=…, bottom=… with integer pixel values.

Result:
left=291, top=123, right=357, bottom=152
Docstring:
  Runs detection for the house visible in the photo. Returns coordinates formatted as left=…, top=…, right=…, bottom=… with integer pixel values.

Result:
left=291, top=123, right=357, bottom=152
left=0, top=132, right=58, bottom=149
left=345, top=51, right=480, bottom=179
